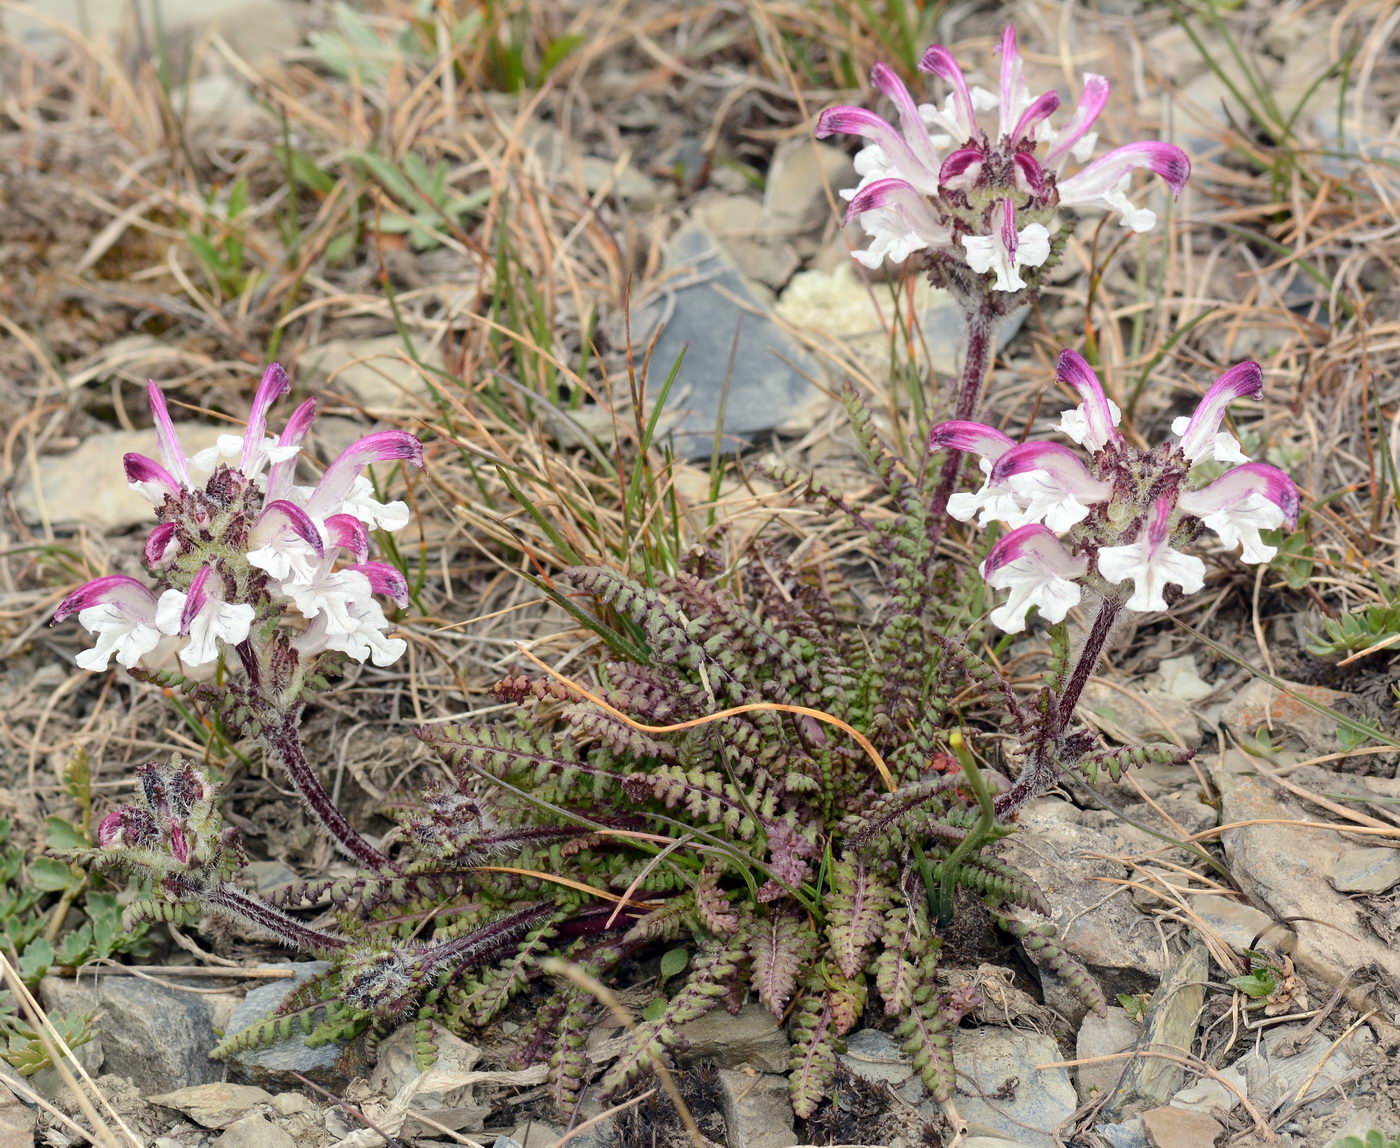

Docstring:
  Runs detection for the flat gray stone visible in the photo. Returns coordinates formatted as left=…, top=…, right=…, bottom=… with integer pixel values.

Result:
left=1075, top=1008, right=1139, bottom=1101
left=1237, top=1026, right=1371, bottom=1114
left=998, top=800, right=1165, bottom=996
left=41, top=974, right=221, bottom=1095
left=15, top=425, right=225, bottom=531
left=1142, top=1104, right=1223, bottom=1148
left=222, top=962, right=342, bottom=1083
left=147, top=1083, right=274, bottom=1129
left=838, top=1028, right=915, bottom=1087
left=1327, top=846, right=1400, bottom=894
left=716, top=1067, right=798, bottom=1148
left=212, top=1113, right=297, bottom=1148
left=760, top=140, right=854, bottom=237
left=921, top=1028, right=1077, bottom=1148
left=677, top=1003, right=789, bottom=1073
left=4, top=0, right=300, bottom=66
left=298, top=334, right=444, bottom=416
left=638, top=223, right=823, bottom=458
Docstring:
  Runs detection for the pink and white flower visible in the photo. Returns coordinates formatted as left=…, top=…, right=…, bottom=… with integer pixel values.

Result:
left=56, top=363, right=422, bottom=673
left=154, top=566, right=256, bottom=667
left=1096, top=497, right=1206, bottom=611
left=53, top=575, right=167, bottom=671
left=934, top=351, right=1298, bottom=629
left=980, top=525, right=1088, bottom=632
left=817, top=26, right=1190, bottom=283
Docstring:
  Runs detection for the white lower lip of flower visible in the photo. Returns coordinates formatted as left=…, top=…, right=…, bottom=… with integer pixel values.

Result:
left=982, top=558, right=1083, bottom=633
left=1192, top=495, right=1285, bottom=564
left=74, top=603, right=164, bottom=671
left=1169, top=417, right=1250, bottom=466
left=1096, top=540, right=1206, bottom=612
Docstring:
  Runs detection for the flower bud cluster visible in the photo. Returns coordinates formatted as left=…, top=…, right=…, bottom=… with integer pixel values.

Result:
left=93, top=757, right=245, bottom=887
left=931, top=350, right=1299, bottom=632
left=54, top=364, right=423, bottom=677
left=817, top=27, right=1190, bottom=290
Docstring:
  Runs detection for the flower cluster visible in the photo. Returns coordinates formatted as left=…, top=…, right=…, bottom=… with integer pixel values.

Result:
left=931, top=350, right=1299, bottom=631
left=54, top=364, right=423, bottom=674
left=817, top=27, right=1190, bottom=289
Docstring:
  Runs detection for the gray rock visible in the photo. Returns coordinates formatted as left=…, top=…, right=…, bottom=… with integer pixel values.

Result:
left=1103, top=945, right=1208, bottom=1118
left=1237, top=1026, right=1372, bottom=1114
left=147, top=1083, right=275, bottom=1129
left=367, top=1021, right=489, bottom=1133
left=222, top=962, right=342, bottom=1083
left=838, top=1028, right=914, bottom=1087
left=1327, top=846, right=1400, bottom=894
left=1075, top=1008, right=1139, bottom=1101
left=691, top=194, right=799, bottom=290
left=915, top=1028, right=1076, bottom=1148
left=299, top=334, right=443, bottom=416
left=774, top=263, right=1026, bottom=384
left=213, top=1113, right=298, bottom=1148
left=509, top=1121, right=566, bottom=1148
left=5, top=0, right=301, bottom=65
left=0, top=1087, right=36, bottom=1145
left=1080, top=681, right=1204, bottom=749
left=760, top=140, right=854, bottom=237
left=998, top=800, right=1165, bottom=997
left=1141, top=1104, right=1223, bottom=1148
left=1098, top=1117, right=1149, bottom=1148
left=14, top=425, right=226, bottom=531
left=638, top=222, right=824, bottom=458
left=1218, top=678, right=1353, bottom=754
left=1211, top=750, right=1400, bottom=990
left=242, top=860, right=300, bottom=893
left=579, top=156, right=665, bottom=211
left=1169, top=1064, right=1243, bottom=1116
left=677, top=1003, right=789, bottom=1073
left=41, top=975, right=221, bottom=1095
left=716, top=1067, right=798, bottom=1148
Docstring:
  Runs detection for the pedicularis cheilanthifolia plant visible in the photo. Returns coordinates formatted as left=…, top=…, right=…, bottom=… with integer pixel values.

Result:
left=51, top=27, right=1299, bottom=1129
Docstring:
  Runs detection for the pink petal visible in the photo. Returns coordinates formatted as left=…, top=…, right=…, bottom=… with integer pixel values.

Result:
left=325, top=514, right=371, bottom=563
left=990, top=441, right=1111, bottom=502
left=240, top=362, right=291, bottom=475
left=1013, top=153, right=1046, bottom=195
left=918, top=44, right=977, bottom=138
left=144, top=523, right=177, bottom=566
left=1044, top=74, right=1111, bottom=166
left=1058, top=140, right=1191, bottom=200
left=54, top=575, right=158, bottom=625
left=1056, top=349, right=1120, bottom=450
left=265, top=396, right=317, bottom=501
left=983, top=523, right=1086, bottom=579
left=309, top=430, right=424, bottom=516
left=870, top=62, right=943, bottom=174
left=927, top=420, right=1016, bottom=459
left=180, top=566, right=214, bottom=635
left=1009, top=89, right=1060, bottom=145
left=997, top=25, right=1026, bottom=139
left=146, top=381, right=192, bottom=488
left=124, top=452, right=181, bottom=498
left=940, top=146, right=984, bottom=189
left=1178, top=462, right=1299, bottom=530
left=1175, top=362, right=1263, bottom=462
left=349, top=562, right=410, bottom=608
left=257, top=499, right=325, bottom=557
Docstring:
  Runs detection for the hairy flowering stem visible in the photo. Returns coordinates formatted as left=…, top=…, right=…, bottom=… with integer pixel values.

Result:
left=263, top=710, right=398, bottom=873
left=205, top=883, right=349, bottom=954
left=929, top=293, right=1002, bottom=537
left=994, top=594, right=1124, bottom=818
left=1056, top=594, right=1123, bottom=733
